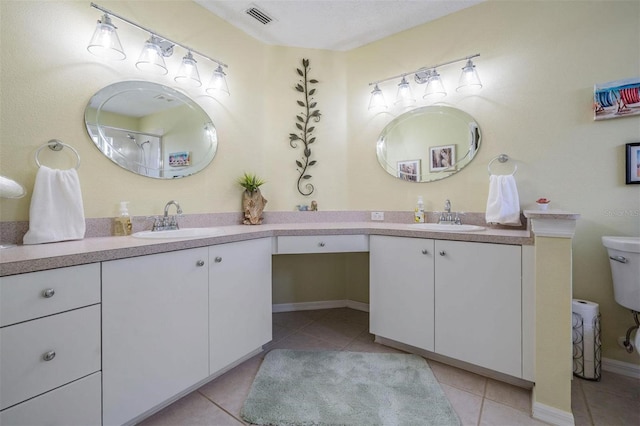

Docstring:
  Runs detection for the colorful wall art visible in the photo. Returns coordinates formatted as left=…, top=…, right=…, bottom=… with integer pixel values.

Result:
left=594, top=77, right=640, bottom=120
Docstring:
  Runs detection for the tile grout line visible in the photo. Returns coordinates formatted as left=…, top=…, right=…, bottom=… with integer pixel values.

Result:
left=476, top=377, right=489, bottom=426
left=196, top=389, right=248, bottom=425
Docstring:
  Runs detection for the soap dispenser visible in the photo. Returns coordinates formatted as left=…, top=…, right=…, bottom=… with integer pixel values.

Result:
left=414, top=196, right=425, bottom=223
left=114, top=201, right=132, bottom=236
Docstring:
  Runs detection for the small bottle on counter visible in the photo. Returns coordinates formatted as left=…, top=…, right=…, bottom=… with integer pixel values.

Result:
left=114, top=201, right=132, bottom=236
left=414, top=196, right=425, bottom=223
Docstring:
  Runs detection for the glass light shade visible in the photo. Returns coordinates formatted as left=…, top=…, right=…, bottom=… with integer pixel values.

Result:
left=423, top=70, right=446, bottom=99
left=394, top=77, right=415, bottom=106
left=136, top=36, right=168, bottom=75
left=456, top=59, right=482, bottom=92
left=206, top=65, right=230, bottom=96
left=87, top=15, right=126, bottom=60
left=368, top=84, right=387, bottom=110
left=175, top=52, right=201, bottom=87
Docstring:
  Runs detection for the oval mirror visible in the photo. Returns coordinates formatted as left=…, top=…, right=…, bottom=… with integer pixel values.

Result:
left=376, top=106, right=481, bottom=182
left=84, top=81, right=217, bottom=179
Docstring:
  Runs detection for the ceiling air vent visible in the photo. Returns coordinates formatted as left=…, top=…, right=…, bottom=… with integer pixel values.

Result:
left=246, top=7, right=273, bottom=25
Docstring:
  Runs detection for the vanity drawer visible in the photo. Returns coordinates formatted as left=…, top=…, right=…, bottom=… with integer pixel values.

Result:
left=0, top=263, right=100, bottom=327
left=0, top=304, right=101, bottom=410
left=276, top=235, right=369, bottom=254
left=0, top=372, right=101, bottom=426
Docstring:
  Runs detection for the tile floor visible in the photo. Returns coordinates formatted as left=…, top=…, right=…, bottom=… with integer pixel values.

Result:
left=140, top=308, right=640, bottom=426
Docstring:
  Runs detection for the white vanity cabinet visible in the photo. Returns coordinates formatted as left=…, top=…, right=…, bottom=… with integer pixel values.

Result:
left=370, top=236, right=435, bottom=351
left=102, top=248, right=209, bottom=426
left=434, top=240, right=522, bottom=377
left=209, top=238, right=272, bottom=374
left=0, top=264, right=101, bottom=426
left=369, top=236, right=523, bottom=378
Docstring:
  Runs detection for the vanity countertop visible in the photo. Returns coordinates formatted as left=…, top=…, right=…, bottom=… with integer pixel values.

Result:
left=0, top=222, right=533, bottom=276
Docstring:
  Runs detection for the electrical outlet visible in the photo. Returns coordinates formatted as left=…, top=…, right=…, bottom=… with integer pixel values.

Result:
left=371, top=212, right=384, bottom=221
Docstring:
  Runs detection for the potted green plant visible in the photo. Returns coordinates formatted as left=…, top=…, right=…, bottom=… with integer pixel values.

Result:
left=238, top=173, right=267, bottom=225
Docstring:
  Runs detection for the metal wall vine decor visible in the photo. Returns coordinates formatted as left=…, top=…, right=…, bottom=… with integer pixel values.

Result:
left=289, top=58, right=321, bottom=196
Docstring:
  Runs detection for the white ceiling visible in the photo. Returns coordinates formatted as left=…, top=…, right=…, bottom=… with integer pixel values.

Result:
left=194, top=0, right=484, bottom=51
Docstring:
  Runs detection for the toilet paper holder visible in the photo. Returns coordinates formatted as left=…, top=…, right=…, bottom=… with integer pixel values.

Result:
left=572, top=311, right=602, bottom=381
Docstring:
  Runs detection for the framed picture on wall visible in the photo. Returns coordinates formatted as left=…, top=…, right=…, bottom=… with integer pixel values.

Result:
left=397, top=160, right=421, bottom=182
left=626, top=142, right=640, bottom=184
left=429, top=145, right=456, bottom=172
left=594, top=77, right=640, bottom=121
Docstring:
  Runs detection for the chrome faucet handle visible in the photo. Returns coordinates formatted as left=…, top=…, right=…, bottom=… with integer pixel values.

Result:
left=152, top=216, right=163, bottom=231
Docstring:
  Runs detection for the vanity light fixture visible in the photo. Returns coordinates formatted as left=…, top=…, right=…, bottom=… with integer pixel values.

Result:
left=87, top=3, right=229, bottom=95
left=394, top=76, right=416, bottom=106
left=368, top=54, right=481, bottom=108
left=423, top=69, right=447, bottom=99
left=135, top=36, right=168, bottom=75
left=457, top=58, right=482, bottom=92
left=368, top=84, right=388, bottom=110
left=175, top=51, right=202, bottom=87
left=206, top=65, right=230, bottom=96
left=87, top=13, right=126, bottom=60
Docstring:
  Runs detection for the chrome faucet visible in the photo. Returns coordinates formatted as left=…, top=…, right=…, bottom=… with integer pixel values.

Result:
left=438, top=199, right=462, bottom=225
left=152, top=200, right=183, bottom=231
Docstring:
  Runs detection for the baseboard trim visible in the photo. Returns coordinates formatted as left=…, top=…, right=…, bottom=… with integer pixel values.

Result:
left=602, top=357, right=640, bottom=379
left=532, top=402, right=575, bottom=426
left=272, top=300, right=369, bottom=313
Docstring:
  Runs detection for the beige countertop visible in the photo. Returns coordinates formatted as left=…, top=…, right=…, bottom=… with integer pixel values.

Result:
left=0, top=222, right=533, bottom=276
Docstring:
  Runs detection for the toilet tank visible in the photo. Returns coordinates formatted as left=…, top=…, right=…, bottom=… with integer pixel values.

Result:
left=602, top=236, right=640, bottom=312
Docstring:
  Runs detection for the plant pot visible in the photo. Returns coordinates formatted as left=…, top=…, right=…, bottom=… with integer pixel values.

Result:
left=537, top=203, right=550, bottom=211
left=242, top=189, right=267, bottom=225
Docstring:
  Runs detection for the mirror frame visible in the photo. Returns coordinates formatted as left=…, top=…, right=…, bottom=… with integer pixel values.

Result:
left=84, top=80, right=218, bottom=179
left=376, top=105, right=481, bottom=183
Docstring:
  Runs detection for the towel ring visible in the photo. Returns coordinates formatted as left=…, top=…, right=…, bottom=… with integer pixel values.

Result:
left=35, top=140, right=81, bottom=170
left=488, top=154, right=517, bottom=176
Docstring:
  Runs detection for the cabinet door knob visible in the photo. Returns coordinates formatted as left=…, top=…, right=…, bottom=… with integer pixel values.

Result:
left=422, top=249, right=429, bottom=255
left=214, top=256, right=222, bottom=263
left=318, top=242, right=325, bottom=247
left=42, top=350, right=56, bottom=361
left=196, top=260, right=205, bottom=267
left=439, top=251, right=446, bottom=256
left=42, top=288, right=55, bottom=298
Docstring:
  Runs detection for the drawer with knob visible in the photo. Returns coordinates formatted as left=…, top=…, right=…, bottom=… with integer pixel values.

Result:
left=0, top=304, right=101, bottom=410
left=0, top=263, right=100, bottom=327
left=275, top=235, right=369, bottom=254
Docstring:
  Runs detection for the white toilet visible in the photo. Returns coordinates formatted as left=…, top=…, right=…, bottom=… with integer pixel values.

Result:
left=602, top=236, right=640, bottom=311
left=602, top=236, right=640, bottom=354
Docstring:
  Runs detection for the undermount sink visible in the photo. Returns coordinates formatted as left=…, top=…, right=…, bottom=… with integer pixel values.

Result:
left=408, top=223, right=486, bottom=232
left=132, top=227, right=223, bottom=239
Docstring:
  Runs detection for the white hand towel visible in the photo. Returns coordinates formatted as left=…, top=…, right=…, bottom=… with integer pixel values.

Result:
left=485, top=174, right=522, bottom=226
left=23, top=166, right=86, bottom=244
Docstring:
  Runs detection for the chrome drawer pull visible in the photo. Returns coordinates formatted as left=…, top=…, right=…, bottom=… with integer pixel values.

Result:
left=42, top=288, right=55, bottom=298
left=422, top=249, right=429, bottom=255
left=318, top=242, right=325, bottom=247
left=439, top=251, right=446, bottom=256
left=42, top=350, right=56, bottom=361
left=609, top=255, right=627, bottom=263
left=214, top=256, right=222, bottom=263
left=196, top=260, right=205, bottom=267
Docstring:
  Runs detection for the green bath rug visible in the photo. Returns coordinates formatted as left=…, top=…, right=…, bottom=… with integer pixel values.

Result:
left=240, top=349, right=461, bottom=426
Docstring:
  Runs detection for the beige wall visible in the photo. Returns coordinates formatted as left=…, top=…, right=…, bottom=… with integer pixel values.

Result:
left=1, top=0, right=638, bottom=365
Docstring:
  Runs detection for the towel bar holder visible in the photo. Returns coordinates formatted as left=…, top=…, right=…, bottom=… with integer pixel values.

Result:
left=488, top=154, right=517, bottom=176
left=35, top=139, right=81, bottom=170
